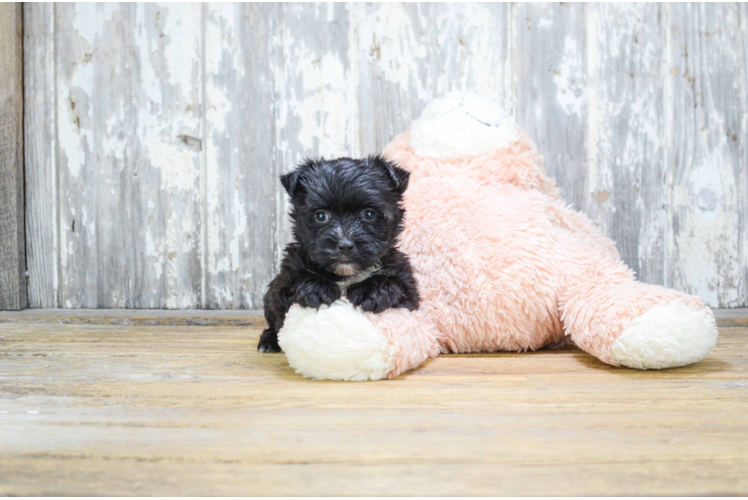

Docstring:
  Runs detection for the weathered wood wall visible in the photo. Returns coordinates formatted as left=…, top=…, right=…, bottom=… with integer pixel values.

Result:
left=0, top=3, right=26, bottom=311
left=23, top=3, right=748, bottom=309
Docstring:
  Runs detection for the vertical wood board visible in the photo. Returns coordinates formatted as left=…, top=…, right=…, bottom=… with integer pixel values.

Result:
left=665, top=3, right=744, bottom=307
left=204, top=3, right=278, bottom=309
left=0, top=3, right=26, bottom=311
left=129, top=2, right=204, bottom=309
left=23, top=3, right=57, bottom=308
left=55, top=3, right=132, bottom=308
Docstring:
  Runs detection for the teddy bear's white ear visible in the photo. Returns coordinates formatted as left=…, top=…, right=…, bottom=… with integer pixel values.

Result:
left=278, top=299, right=395, bottom=381
left=410, top=91, right=519, bottom=159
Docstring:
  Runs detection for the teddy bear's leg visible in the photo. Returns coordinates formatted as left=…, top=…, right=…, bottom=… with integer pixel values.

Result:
left=372, top=307, right=444, bottom=378
left=278, top=299, right=441, bottom=381
left=559, top=255, right=719, bottom=369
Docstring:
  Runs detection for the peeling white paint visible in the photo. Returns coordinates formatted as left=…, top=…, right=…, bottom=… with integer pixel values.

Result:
left=554, top=37, right=585, bottom=116
left=145, top=230, right=163, bottom=281
left=229, top=189, right=246, bottom=272
left=58, top=57, right=95, bottom=179
left=162, top=4, right=202, bottom=87
left=103, top=110, right=127, bottom=161
left=357, top=3, right=428, bottom=96
left=135, top=5, right=163, bottom=110
left=538, top=17, right=552, bottom=29
left=585, top=4, right=600, bottom=196
left=273, top=22, right=356, bottom=162
left=672, top=148, right=742, bottom=306
left=205, top=80, right=232, bottom=134
left=295, top=52, right=350, bottom=156
left=150, top=141, right=198, bottom=192
left=73, top=3, right=118, bottom=46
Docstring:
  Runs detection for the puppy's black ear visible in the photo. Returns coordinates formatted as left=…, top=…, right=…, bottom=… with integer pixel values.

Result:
left=280, top=158, right=319, bottom=197
left=370, top=155, right=410, bottom=194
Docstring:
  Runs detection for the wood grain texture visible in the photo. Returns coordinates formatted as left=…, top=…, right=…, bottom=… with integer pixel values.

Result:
left=665, top=4, right=745, bottom=307
left=585, top=4, right=667, bottom=285
left=204, top=3, right=280, bottom=309
left=515, top=3, right=588, bottom=211
left=23, top=3, right=57, bottom=308
left=0, top=321, right=746, bottom=496
left=22, top=3, right=748, bottom=308
left=0, top=2, right=26, bottom=311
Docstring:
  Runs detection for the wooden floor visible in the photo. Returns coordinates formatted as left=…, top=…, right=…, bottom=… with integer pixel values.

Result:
left=1, top=320, right=747, bottom=496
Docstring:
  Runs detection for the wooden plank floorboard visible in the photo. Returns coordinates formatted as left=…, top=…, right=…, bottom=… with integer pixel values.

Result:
left=0, top=322, right=746, bottom=495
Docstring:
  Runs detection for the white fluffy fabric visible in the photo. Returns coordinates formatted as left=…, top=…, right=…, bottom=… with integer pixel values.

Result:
left=278, top=299, right=395, bottom=381
left=410, top=91, right=519, bottom=159
left=609, top=301, right=719, bottom=369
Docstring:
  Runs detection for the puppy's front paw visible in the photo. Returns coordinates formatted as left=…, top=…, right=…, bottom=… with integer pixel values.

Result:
left=347, top=279, right=404, bottom=313
left=258, top=329, right=282, bottom=353
left=296, top=279, right=340, bottom=309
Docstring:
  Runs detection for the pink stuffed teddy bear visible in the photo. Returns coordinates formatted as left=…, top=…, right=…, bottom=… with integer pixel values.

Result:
left=278, top=92, right=719, bottom=381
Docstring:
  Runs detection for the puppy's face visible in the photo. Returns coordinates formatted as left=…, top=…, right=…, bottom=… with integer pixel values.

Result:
left=282, top=156, right=409, bottom=277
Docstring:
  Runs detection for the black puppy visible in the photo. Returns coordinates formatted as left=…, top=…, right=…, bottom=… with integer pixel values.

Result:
left=258, top=156, right=420, bottom=353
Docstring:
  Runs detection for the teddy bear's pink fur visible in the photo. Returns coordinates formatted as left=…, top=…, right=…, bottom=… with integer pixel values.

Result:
left=364, top=131, right=713, bottom=379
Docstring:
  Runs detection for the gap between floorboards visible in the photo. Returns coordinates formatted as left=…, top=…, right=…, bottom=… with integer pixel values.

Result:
left=0, top=307, right=746, bottom=328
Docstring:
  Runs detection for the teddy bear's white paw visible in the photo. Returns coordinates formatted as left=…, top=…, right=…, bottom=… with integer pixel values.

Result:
left=609, top=300, right=719, bottom=369
left=278, top=299, right=395, bottom=381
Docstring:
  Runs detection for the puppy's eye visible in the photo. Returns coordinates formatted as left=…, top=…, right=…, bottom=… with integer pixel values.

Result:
left=314, top=211, right=329, bottom=223
left=362, top=209, right=376, bottom=221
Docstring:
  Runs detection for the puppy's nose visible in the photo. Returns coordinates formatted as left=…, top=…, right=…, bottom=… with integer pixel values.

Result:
left=337, top=239, right=355, bottom=254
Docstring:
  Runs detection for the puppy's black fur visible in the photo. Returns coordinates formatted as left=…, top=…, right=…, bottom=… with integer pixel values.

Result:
left=258, top=156, right=420, bottom=353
